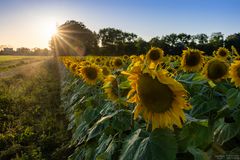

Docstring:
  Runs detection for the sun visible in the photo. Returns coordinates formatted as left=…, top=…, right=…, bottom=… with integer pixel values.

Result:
left=41, top=18, right=58, bottom=41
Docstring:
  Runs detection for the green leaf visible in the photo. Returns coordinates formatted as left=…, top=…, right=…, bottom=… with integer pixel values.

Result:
left=87, top=115, right=111, bottom=141
left=214, top=118, right=240, bottom=144
left=120, top=129, right=149, bottom=160
left=187, top=147, right=209, bottom=160
left=95, top=134, right=112, bottom=158
left=119, top=80, right=131, bottom=89
left=190, top=96, right=219, bottom=117
left=226, top=88, right=240, bottom=108
left=129, top=129, right=177, bottom=160
left=111, top=110, right=131, bottom=132
left=178, top=122, right=212, bottom=151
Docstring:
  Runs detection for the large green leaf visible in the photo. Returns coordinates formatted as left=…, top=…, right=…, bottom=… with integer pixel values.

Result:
left=120, top=129, right=177, bottom=160
left=120, top=129, right=149, bottom=160
left=133, top=129, right=177, bottom=160
left=226, top=88, right=240, bottom=108
left=190, top=95, right=219, bottom=117
left=87, top=115, right=111, bottom=141
left=111, top=110, right=131, bottom=132
left=214, top=114, right=240, bottom=145
left=187, top=147, right=209, bottom=160
left=178, top=122, right=212, bottom=151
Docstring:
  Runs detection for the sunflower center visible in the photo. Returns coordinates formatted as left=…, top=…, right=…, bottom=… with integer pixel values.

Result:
left=114, top=59, right=123, bottom=67
left=207, top=60, right=228, bottom=80
left=237, top=67, right=240, bottom=78
left=137, top=73, right=174, bottom=113
left=219, top=50, right=227, bottom=57
left=149, top=50, right=160, bottom=61
left=111, top=79, right=119, bottom=97
left=185, top=52, right=201, bottom=66
left=84, top=67, right=98, bottom=80
left=102, top=67, right=110, bottom=76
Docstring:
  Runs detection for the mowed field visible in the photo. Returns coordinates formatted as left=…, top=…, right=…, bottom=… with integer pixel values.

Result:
left=0, top=55, right=50, bottom=72
left=0, top=56, right=71, bottom=159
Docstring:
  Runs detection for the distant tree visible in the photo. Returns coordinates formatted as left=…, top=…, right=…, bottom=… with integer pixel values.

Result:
left=194, top=34, right=208, bottom=45
left=177, top=33, right=191, bottom=46
left=209, top=32, right=224, bottom=48
left=225, top=33, right=240, bottom=53
left=135, top=38, right=150, bottom=55
left=98, top=28, right=137, bottom=55
left=50, top=20, right=98, bottom=56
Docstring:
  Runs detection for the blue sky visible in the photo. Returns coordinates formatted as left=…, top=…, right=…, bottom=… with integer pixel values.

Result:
left=0, top=0, right=239, bottom=48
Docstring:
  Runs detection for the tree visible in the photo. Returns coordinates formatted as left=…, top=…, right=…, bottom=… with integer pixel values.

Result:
left=209, top=32, right=224, bottom=49
left=50, top=20, right=98, bottom=56
left=225, top=33, right=240, bottom=53
left=98, top=28, right=137, bottom=55
left=194, top=34, right=208, bottom=45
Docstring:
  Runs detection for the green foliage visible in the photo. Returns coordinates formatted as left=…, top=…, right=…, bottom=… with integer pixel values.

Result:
left=0, top=59, right=72, bottom=159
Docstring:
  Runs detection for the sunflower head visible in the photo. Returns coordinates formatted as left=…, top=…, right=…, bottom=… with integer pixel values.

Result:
left=80, top=64, right=102, bottom=85
left=146, top=47, right=164, bottom=69
left=229, top=60, right=240, bottom=87
left=102, top=66, right=111, bottom=76
left=203, top=58, right=229, bottom=81
left=181, top=48, right=204, bottom=72
left=216, top=47, right=230, bottom=59
left=112, top=58, right=123, bottom=69
left=124, top=65, right=191, bottom=131
left=103, top=75, right=129, bottom=102
left=123, top=55, right=130, bottom=61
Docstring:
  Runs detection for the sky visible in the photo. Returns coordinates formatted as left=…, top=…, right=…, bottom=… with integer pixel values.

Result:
left=0, top=0, right=239, bottom=49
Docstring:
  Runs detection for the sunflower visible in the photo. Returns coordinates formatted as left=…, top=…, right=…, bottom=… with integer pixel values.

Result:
left=80, top=64, right=102, bottom=85
left=229, top=61, right=240, bottom=87
left=146, top=47, right=164, bottom=69
left=123, top=66, right=191, bottom=130
left=112, top=58, right=123, bottom=69
left=203, top=58, right=229, bottom=81
left=102, top=65, right=111, bottom=76
left=215, top=47, right=230, bottom=59
left=103, top=75, right=119, bottom=101
left=181, top=48, right=204, bottom=72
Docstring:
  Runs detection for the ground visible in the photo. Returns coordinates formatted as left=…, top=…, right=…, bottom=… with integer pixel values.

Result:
left=0, top=56, right=72, bottom=160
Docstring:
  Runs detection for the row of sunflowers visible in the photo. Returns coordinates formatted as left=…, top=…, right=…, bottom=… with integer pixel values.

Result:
left=60, top=47, right=240, bottom=160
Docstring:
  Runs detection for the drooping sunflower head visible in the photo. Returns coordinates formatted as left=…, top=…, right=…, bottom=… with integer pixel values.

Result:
left=215, top=47, right=230, bottom=59
left=181, top=48, right=204, bottom=72
left=95, top=57, right=102, bottom=64
left=124, top=67, right=191, bottom=131
left=146, top=47, right=164, bottom=69
left=80, top=64, right=102, bottom=85
left=103, top=75, right=129, bottom=102
left=112, top=58, right=123, bottom=69
left=123, top=55, right=130, bottom=61
left=101, top=65, right=111, bottom=76
left=229, top=60, right=240, bottom=87
left=103, top=75, right=119, bottom=101
left=203, top=58, right=229, bottom=81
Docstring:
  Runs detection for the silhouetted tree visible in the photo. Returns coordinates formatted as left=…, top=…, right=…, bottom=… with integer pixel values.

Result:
left=225, top=33, right=240, bottom=53
left=98, top=28, right=137, bottom=55
left=50, top=20, right=98, bottom=56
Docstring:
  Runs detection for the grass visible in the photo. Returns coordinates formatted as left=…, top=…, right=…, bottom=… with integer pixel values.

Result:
left=0, top=58, right=72, bottom=160
left=0, top=56, right=49, bottom=62
left=0, top=56, right=50, bottom=72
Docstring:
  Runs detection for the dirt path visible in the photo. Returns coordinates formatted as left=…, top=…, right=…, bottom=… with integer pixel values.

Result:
left=0, top=58, right=50, bottom=79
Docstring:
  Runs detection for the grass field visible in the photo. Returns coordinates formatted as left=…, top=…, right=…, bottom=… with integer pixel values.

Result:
left=0, top=57, right=71, bottom=159
left=0, top=56, right=50, bottom=72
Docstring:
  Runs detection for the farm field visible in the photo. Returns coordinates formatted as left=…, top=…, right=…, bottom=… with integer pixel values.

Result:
left=0, top=56, right=50, bottom=73
left=0, top=57, right=71, bottom=159
left=58, top=47, right=240, bottom=160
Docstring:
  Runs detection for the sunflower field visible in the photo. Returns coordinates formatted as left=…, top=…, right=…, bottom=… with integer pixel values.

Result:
left=60, top=47, right=240, bottom=160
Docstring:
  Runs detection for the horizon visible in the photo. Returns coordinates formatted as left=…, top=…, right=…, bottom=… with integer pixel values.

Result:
left=0, top=0, right=240, bottom=49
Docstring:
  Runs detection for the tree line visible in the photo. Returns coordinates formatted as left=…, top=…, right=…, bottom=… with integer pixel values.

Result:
left=50, top=20, right=240, bottom=56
